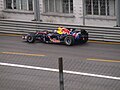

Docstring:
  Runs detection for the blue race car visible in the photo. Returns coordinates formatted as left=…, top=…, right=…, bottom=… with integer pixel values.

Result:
left=22, top=28, right=88, bottom=46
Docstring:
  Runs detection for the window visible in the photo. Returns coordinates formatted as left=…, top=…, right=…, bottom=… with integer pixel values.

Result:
left=63, top=0, right=73, bottom=13
left=5, top=0, right=33, bottom=11
left=86, top=0, right=114, bottom=16
left=55, top=0, right=61, bottom=12
left=93, top=0, right=99, bottom=15
left=86, top=0, right=92, bottom=15
left=44, top=0, right=73, bottom=13
left=49, top=0, right=54, bottom=12
left=6, top=0, right=12, bottom=9
left=28, top=0, right=33, bottom=11
left=21, top=0, right=27, bottom=10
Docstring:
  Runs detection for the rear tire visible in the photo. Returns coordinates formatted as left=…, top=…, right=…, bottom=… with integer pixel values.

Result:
left=64, top=36, right=74, bottom=46
left=81, top=30, right=88, bottom=43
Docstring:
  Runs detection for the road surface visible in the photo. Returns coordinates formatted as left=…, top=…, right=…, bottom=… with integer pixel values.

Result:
left=0, top=34, right=120, bottom=90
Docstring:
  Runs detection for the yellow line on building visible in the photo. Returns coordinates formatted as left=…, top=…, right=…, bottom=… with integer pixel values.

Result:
left=87, top=58, right=120, bottom=63
left=1, top=52, right=45, bottom=57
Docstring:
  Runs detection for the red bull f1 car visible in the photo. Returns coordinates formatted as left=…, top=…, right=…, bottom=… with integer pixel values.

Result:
left=22, top=28, right=88, bottom=46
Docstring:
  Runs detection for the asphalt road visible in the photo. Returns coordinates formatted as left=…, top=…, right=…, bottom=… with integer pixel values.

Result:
left=0, top=34, right=120, bottom=90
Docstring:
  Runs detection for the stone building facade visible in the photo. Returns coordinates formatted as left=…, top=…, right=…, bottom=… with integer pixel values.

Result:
left=0, top=0, right=117, bottom=27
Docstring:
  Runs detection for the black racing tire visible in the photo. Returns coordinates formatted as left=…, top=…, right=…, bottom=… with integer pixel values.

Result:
left=81, top=30, right=88, bottom=43
left=27, top=34, right=35, bottom=43
left=64, top=36, right=75, bottom=46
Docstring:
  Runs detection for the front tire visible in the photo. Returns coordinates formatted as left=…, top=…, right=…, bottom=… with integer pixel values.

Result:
left=27, top=35, right=35, bottom=43
left=64, top=36, right=74, bottom=46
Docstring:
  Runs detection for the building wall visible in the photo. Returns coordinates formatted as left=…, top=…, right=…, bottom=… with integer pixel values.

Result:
left=40, top=0, right=74, bottom=24
left=73, top=0, right=83, bottom=25
left=0, top=0, right=3, bottom=11
left=85, top=17, right=116, bottom=27
left=40, top=0, right=84, bottom=25
left=2, top=0, right=34, bottom=20
left=0, top=0, right=117, bottom=27
left=40, top=0, right=116, bottom=26
left=3, top=10, right=34, bottom=21
left=0, top=0, right=4, bottom=18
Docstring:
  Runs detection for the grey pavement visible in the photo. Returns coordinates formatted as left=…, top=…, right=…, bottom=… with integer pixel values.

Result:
left=0, top=35, right=120, bottom=90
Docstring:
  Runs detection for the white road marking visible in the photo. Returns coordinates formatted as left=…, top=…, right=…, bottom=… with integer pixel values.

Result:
left=0, top=62, right=120, bottom=80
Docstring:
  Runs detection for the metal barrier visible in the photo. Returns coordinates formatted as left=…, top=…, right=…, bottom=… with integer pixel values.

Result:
left=0, top=19, right=120, bottom=42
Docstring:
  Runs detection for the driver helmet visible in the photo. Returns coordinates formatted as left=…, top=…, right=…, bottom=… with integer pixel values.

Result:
left=57, top=27, right=63, bottom=34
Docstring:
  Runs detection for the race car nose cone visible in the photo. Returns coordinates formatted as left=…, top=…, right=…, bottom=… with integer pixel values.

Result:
left=22, top=36, right=25, bottom=39
left=22, top=36, right=27, bottom=39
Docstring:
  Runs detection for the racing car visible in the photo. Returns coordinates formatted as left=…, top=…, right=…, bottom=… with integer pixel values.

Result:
left=22, top=28, right=88, bottom=46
